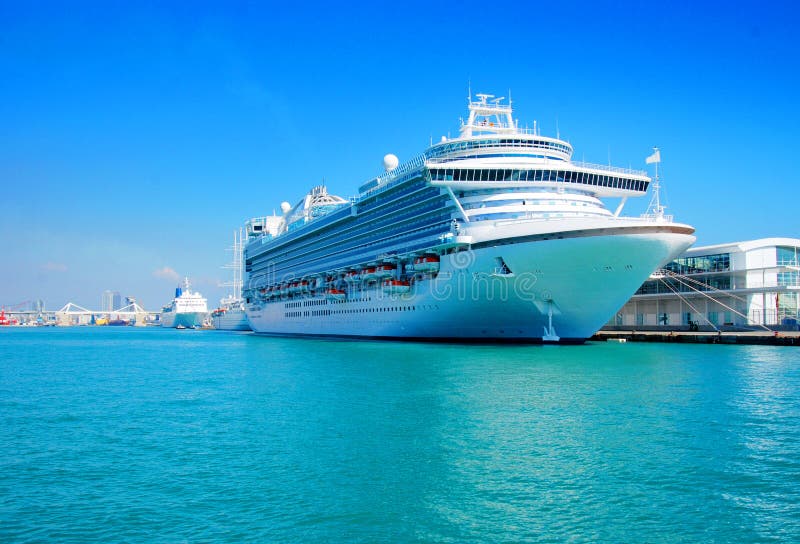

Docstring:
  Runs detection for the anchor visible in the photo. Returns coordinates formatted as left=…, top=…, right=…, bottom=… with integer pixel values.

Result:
left=542, top=299, right=560, bottom=342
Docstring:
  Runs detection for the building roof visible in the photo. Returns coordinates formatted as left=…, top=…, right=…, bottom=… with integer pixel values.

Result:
left=684, top=237, right=800, bottom=256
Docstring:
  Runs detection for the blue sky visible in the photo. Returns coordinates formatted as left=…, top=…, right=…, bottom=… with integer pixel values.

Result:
left=1, top=0, right=798, bottom=311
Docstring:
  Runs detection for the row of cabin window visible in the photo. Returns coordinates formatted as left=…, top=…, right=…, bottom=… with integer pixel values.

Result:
left=356, top=179, right=428, bottom=214
left=429, top=168, right=647, bottom=191
left=265, top=200, right=449, bottom=273
left=254, top=191, right=443, bottom=272
left=253, top=217, right=453, bottom=280
left=289, top=305, right=428, bottom=318
left=470, top=210, right=611, bottom=222
left=461, top=198, right=604, bottom=210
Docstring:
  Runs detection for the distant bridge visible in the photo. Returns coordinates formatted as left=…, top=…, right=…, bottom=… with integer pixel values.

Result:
left=3, top=301, right=160, bottom=326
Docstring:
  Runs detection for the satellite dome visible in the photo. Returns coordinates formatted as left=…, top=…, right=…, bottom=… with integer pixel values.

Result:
left=383, top=154, right=399, bottom=172
left=280, top=201, right=291, bottom=214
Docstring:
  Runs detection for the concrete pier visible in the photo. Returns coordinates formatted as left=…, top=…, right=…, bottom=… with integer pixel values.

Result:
left=592, top=330, right=800, bottom=346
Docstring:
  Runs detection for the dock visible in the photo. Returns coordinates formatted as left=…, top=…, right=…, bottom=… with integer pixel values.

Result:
left=592, top=330, right=800, bottom=346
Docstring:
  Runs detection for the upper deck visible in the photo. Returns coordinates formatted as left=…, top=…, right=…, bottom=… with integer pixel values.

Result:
left=357, top=94, right=648, bottom=198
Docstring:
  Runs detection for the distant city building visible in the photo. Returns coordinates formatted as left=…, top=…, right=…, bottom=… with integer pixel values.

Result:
left=612, top=238, right=800, bottom=329
left=101, top=290, right=122, bottom=312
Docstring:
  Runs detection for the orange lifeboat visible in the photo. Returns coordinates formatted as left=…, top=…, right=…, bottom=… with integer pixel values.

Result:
left=375, top=263, right=396, bottom=279
left=0, top=309, right=10, bottom=326
left=325, top=288, right=346, bottom=301
left=413, top=255, right=440, bottom=273
left=382, top=279, right=411, bottom=294
left=361, top=266, right=378, bottom=281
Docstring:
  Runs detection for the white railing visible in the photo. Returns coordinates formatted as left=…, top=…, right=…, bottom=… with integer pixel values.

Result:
left=639, top=212, right=675, bottom=223
left=571, top=160, right=647, bottom=176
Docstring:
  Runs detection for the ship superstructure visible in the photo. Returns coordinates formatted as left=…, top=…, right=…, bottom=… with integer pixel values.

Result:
left=160, top=277, right=209, bottom=329
left=242, top=94, right=695, bottom=342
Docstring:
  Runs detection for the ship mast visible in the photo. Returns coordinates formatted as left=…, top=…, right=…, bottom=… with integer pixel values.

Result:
left=644, top=147, right=667, bottom=221
left=221, top=228, right=244, bottom=300
left=460, top=94, right=517, bottom=138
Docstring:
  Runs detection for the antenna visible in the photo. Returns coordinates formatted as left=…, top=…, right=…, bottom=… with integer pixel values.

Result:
left=556, top=116, right=560, bottom=139
left=467, top=79, right=472, bottom=102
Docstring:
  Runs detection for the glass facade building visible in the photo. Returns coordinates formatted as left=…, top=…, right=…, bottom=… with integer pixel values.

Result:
left=610, top=238, right=800, bottom=329
left=101, top=290, right=121, bottom=312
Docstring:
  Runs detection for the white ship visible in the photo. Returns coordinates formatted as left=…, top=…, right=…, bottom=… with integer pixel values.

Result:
left=242, top=94, right=695, bottom=342
left=211, top=229, right=251, bottom=331
left=160, top=277, right=209, bottom=329
left=211, top=297, right=249, bottom=331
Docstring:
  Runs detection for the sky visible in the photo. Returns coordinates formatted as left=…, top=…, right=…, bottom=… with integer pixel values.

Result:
left=1, top=0, right=798, bottom=311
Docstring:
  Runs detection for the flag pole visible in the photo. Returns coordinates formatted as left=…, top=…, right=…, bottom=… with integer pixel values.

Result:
left=646, top=147, right=664, bottom=220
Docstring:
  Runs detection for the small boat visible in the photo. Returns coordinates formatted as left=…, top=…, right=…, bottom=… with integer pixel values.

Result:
left=108, top=319, right=130, bottom=326
left=382, top=279, right=411, bottom=294
left=344, top=271, right=360, bottom=283
left=375, top=263, right=396, bottom=278
left=325, top=288, right=346, bottom=301
left=361, top=267, right=378, bottom=281
left=412, top=255, right=440, bottom=273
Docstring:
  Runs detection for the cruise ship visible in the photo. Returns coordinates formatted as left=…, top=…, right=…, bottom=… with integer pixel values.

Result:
left=160, top=277, right=209, bottom=329
left=242, top=94, right=696, bottom=342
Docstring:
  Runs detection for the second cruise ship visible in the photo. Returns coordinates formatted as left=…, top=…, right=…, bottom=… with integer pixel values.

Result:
left=242, top=94, right=695, bottom=342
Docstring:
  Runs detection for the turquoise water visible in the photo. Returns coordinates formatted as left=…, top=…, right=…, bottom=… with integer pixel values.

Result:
left=1, top=328, right=799, bottom=542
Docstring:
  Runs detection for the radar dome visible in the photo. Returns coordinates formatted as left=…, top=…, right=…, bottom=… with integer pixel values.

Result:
left=280, top=201, right=291, bottom=214
left=383, top=154, right=399, bottom=172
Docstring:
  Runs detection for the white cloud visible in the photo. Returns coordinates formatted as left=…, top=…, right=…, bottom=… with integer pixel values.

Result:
left=41, top=262, right=68, bottom=272
left=153, top=266, right=180, bottom=282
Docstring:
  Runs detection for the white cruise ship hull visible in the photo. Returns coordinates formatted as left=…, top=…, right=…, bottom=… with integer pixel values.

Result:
left=246, top=227, right=694, bottom=342
left=160, top=311, right=207, bottom=329
left=212, top=308, right=250, bottom=331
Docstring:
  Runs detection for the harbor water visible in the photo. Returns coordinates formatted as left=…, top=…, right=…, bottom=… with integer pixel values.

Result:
left=1, top=327, right=799, bottom=542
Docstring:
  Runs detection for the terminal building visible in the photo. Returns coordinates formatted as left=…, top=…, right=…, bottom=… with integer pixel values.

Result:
left=610, top=238, right=800, bottom=330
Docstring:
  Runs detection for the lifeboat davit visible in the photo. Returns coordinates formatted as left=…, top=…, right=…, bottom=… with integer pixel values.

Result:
left=413, top=255, right=440, bottom=273
left=382, top=279, right=411, bottom=294
left=344, top=270, right=360, bottom=283
left=325, top=288, right=346, bottom=301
